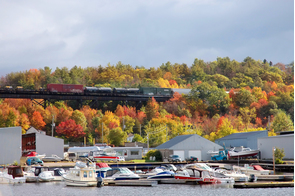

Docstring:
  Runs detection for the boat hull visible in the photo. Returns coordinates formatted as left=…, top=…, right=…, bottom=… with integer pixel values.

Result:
left=229, top=150, right=259, bottom=158
left=63, top=177, right=97, bottom=187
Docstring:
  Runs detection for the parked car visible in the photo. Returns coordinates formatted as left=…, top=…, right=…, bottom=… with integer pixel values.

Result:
left=168, top=155, right=182, bottom=163
left=185, top=156, right=198, bottom=163
left=26, top=157, right=44, bottom=166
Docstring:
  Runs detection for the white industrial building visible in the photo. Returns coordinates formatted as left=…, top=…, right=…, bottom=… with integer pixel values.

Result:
left=0, top=127, right=22, bottom=165
left=215, top=130, right=268, bottom=150
left=155, top=134, right=222, bottom=161
left=257, top=133, right=294, bottom=160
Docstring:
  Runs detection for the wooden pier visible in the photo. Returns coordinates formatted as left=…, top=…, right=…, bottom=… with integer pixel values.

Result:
left=104, top=179, right=158, bottom=187
left=234, top=181, right=294, bottom=188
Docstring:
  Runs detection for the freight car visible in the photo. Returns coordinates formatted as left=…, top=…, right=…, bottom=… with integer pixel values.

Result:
left=47, top=84, right=84, bottom=94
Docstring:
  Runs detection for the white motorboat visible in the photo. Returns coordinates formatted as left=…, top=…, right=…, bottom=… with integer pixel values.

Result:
left=0, top=166, right=26, bottom=184
left=63, top=161, right=97, bottom=187
left=39, top=171, right=55, bottom=182
left=147, top=170, right=175, bottom=180
left=24, top=166, right=55, bottom=182
left=228, top=146, right=260, bottom=158
left=233, top=164, right=270, bottom=176
left=103, top=167, right=140, bottom=181
left=214, top=168, right=249, bottom=182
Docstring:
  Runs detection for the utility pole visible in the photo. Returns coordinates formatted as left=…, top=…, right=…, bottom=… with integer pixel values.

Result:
left=166, top=124, right=168, bottom=142
left=102, top=123, right=104, bottom=144
left=51, top=115, right=55, bottom=137
left=139, top=124, right=141, bottom=136
left=273, top=147, right=276, bottom=175
left=147, top=133, right=149, bottom=152
left=122, top=117, right=125, bottom=131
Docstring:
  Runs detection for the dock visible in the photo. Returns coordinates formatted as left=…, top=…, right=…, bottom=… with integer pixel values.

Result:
left=234, top=181, right=294, bottom=188
left=104, top=179, right=158, bottom=187
left=257, top=174, right=294, bottom=181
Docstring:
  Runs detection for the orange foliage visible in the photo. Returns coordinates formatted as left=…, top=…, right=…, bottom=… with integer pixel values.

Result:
left=115, top=105, right=125, bottom=117
left=136, top=111, right=146, bottom=124
left=163, top=72, right=172, bottom=80
left=30, top=111, right=46, bottom=130
left=271, top=81, right=277, bottom=90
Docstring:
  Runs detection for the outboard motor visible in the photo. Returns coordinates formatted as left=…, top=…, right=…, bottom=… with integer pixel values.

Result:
left=248, top=174, right=256, bottom=182
left=35, top=167, right=42, bottom=176
left=97, top=176, right=104, bottom=187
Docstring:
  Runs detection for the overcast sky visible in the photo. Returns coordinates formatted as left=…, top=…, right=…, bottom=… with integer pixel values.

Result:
left=0, top=0, right=293, bottom=77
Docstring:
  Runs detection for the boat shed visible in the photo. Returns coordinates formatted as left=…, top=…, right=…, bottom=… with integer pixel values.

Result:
left=22, top=132, right=64, bottom=158
left=215, top=130, right=268, bottom=150
left=257, top=133, right=294, bottom=160
left=0, top=127, right=22, bottom=165
left=155, top=134, right=222, bottom=161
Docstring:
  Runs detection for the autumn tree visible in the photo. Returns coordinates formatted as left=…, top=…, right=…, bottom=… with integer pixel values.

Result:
left=108, top=127, right=126, bottom=146
left=55, top=119, right=86, bottom=141
left=145, top=97, right=159, bottom=121
left=271, top=110, right=294, bottom=133
left=30, top=111, right=46, bottom=130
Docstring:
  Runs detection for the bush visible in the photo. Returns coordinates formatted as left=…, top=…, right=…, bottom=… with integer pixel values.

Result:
left=145, top=149, right=162, bottom=162
left=274, top=147, right=285, bottom=164
left=275, top=158, right=284, bottom=164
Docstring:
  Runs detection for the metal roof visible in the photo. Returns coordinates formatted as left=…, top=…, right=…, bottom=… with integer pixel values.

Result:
left=155, top=134, right=194, bottom=149
left=215, top=130, right=268, bottom=141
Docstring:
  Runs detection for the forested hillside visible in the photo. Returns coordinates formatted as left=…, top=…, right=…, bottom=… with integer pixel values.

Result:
left=0, top=57, right=293, bottom=147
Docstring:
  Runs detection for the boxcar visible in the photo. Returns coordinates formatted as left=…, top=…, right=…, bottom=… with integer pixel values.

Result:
left=47, top=84, right=84, bottom=93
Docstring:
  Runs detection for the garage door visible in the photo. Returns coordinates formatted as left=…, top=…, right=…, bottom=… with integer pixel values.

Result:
left=173, top=150, right=184, bottom=160
left=188, top=150, right=201, bottom=161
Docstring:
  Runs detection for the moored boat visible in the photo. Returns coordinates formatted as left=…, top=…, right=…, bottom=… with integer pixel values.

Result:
left=228, top=146, right=260, bottom=158
left=103, top=167, right=140, bottom=181
left=63, top=161, right=97, bottom=187
left=0, top=166, right=26, bottom=184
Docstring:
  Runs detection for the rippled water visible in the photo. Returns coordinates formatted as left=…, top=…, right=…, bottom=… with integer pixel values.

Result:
left=0, top=182, right=293, bottom=196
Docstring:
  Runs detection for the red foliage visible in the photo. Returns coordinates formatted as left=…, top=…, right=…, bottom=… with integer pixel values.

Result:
left=169, top=80, right=177, bottom=86
left=216, top=116, right=225, bottom=129
left=165, top=114, right=173, bottom=119
left=123, top=106, right=137, bottom=118
left=55, top=119, right=85, bottom=139
left=267, top=91, right=276, bottom=99
left=229, top=89, right=235, bottom=99
left=250, top=102, right=261, bottom=110
left=258, top=99, right=268, bottom=106
left=180, top=115, right=187, bottom=124
left=108, top=121, right=119, bottom=129
left=255, top=117, right=263, bottom=127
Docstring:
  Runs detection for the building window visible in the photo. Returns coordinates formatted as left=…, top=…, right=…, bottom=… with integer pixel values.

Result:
left=89, top=171, right=92, bottom=177
left=131, top=151, right=139, bottom=155
left=84, top=171, right=87, bottom=178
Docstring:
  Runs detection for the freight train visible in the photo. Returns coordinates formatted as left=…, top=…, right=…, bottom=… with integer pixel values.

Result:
left=0, top=84, right=174, bottom=97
